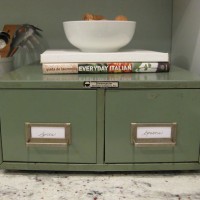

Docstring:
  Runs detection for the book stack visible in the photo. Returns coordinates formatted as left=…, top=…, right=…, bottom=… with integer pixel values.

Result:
left=40, top=49, right=170, bottom=74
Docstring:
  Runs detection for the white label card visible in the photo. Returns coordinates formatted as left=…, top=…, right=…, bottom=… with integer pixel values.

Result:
left=137, top=126, right=172, bottom=139
left=31, top=126, right=65, bottom=139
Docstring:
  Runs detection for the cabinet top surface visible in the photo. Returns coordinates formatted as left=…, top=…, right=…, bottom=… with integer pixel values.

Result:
left=0, top=64, right=200, bottom=89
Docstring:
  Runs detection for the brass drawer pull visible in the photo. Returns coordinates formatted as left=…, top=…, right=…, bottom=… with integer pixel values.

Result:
left=131, top=123, right=177, bottom=147
left=25, top=123, right=71, bottom=147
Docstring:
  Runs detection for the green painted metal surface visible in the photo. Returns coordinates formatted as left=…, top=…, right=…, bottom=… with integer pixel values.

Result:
left=0, top=133, right=2, bottom=164
left=0, top=65, right=200, bottom=89
left=0, top=65, right=200, bottom=171
left=1, top=162, right=200, bottom=172
left=0, top=90, right=97, bottom=163
left=96, top=89, right=105, bottom=164
left=105, top=89, right=200, bottom=163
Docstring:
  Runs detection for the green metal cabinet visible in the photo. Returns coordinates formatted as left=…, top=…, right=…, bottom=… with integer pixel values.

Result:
left=0, top=65, right=200, bottom=171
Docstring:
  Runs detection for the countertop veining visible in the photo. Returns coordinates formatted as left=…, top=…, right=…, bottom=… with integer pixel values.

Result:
left=1, top=170, right=200, bottom=200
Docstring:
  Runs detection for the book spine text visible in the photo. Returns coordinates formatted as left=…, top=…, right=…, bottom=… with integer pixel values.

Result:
left=42, top=62, right=170, bottom=74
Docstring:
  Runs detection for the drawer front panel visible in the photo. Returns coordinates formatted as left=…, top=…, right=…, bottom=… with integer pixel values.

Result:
left=105, top=89, right=200, bottom=163
left=0, top=90, right=96, bottom=163
left=0, top=133, right=2, bottom=164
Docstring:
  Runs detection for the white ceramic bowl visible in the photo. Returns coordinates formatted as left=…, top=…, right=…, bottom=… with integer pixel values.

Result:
left=63, top=21, right=136, bottom=52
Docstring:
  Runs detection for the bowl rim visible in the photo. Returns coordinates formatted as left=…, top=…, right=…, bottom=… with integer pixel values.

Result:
left=63, top=20, right=136, bottom=24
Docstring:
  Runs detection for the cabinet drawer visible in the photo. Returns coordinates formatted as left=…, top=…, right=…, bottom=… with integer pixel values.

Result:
left=105, top=89, right=200, bottom=163
left=0, top=90, right=96, bottom=163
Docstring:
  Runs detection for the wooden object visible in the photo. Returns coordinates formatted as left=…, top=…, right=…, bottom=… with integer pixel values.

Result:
left=0, top=25, right=20, bottom=58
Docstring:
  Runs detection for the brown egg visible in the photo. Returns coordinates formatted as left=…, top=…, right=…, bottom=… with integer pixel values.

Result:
left=115, top=15, right=128, bottom=21
left=83, top=13, right=105, bottom=20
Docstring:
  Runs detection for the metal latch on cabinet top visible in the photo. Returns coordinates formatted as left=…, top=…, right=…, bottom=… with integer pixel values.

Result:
left=83, top=81, right=119, bottom=88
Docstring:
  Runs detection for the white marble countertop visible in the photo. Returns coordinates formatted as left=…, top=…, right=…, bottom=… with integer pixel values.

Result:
left=0, top=170, right=200, bottom=200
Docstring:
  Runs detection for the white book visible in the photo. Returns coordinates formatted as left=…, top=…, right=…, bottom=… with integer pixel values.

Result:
left=40, top=49, right=169, bottom=63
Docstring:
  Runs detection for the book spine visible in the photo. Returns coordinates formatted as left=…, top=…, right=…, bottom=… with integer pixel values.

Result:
left=42, top=62, right=170, bottom=74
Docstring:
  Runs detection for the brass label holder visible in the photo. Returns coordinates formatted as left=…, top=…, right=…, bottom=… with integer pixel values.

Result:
left=25, top=123, right=71, bottom=147
left=131, top=123, right=177, bottom=147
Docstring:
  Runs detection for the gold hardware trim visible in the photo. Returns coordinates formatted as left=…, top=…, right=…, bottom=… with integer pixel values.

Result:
left=25, top=123, right=71, bottom=147
left=131, top=123, right=177, bottom=147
